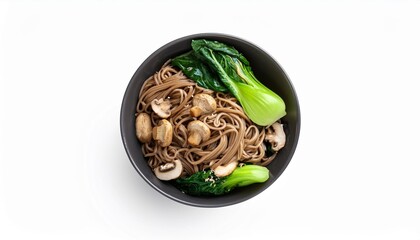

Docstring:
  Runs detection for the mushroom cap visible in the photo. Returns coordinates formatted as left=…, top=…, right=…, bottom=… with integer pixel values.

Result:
left=153, top=160, right=183, bottom=181
left=135, top=112, right=152, bottom=143
left=265, top=122, right=286, bottom=151
left=187, top=120, right=211, bottom=146
left=214, top=161, right=238, bottom=177
left=190, top=94, right=217, bottom=117
left=152, top=119, right=173, bottom=147
left=151, top=98, right=171, bottom=118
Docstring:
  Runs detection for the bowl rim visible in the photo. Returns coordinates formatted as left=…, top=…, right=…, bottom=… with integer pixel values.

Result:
left=120, top=32, right=301, bottom=207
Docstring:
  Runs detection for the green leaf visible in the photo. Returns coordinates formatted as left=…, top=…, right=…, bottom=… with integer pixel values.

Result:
left=172, top=51, right=228, bottom=92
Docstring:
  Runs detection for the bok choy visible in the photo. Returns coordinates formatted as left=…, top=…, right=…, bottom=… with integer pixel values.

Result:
left=175, top=164, right=269, bottom=196
left=172, top=39, right=286, bottom=126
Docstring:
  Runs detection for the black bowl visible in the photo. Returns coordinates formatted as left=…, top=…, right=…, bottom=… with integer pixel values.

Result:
left=120, top=33, right=300, bottom=207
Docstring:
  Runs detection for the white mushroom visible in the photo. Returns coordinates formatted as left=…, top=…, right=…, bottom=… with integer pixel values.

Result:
left=153, top=160, right=183, bottom=181
left=151, top=98, right=171, bottom=118
left=187, top=120, right=211, bottom=146
left=152, top=119, right=173, bottom=147
left=265, top=122, right=286, bottom=151
left=190, top=94, right=217, bottom=117
left=135, top=113, right=152, bottom=143
left=214, top=161, right=238, bottom=177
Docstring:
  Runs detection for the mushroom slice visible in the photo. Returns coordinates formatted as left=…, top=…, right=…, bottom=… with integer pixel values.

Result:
left=190, top=94, right=217, bottom=117
left=152, top=119, right=173, bottom=147
left=214, top=161, right=238, bottom=177
left=151, top=98, right=172, bottom=118
left=187, top=120, right=211, bottom=146
left=135, top=113, right=152, bottom=143
left=264, top=122, right=286, bottom=151
left=154, top=160, right=183, bottom=181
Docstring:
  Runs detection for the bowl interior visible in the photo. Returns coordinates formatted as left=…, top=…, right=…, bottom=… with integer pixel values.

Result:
left=120, top=33, right=300, bottom=207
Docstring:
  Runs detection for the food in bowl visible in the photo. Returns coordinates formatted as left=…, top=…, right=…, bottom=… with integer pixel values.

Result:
left=134, top=39, right=287, bottom=196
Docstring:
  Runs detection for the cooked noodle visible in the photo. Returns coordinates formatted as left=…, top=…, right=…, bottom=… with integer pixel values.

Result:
left=136, top=61, right=277, bottom=177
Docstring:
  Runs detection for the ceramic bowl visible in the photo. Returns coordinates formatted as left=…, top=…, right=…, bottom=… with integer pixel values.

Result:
left=120, top=33, right=300, bottom=207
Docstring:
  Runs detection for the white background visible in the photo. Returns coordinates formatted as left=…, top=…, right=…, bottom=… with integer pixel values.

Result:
left=1, top=0, right=419, bottom=239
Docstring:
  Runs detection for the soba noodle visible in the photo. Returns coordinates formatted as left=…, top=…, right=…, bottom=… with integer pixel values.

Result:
left=136, top=61, right=277, bottom=177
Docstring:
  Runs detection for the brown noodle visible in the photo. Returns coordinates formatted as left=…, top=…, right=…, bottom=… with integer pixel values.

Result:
left=136, top=61, right=277, bottom=177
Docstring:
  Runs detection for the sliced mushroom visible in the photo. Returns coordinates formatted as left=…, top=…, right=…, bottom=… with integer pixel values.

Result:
left=151, top=98, right=171, bottom=118
left=265, top=122, right=286, bottom=151
left=135, top=113, right=152, bottom=143
left=153, top=160, right=183, bottom=181
left=187, top=120, right=211, bottom=146
left=214, top=161, right=238, bottom=177
left=152, top=119, right=173, bottom=147
left=190, top=94, right=217, bottom=117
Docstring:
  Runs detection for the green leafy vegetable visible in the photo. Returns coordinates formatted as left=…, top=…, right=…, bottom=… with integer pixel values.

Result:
left=172, top=51, right=228, bottom=92
left=191, top=39, right=286, bottom=126
left=173, top=39, right=286, bottom=126
left=175, top=164, right=269, bottom=196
